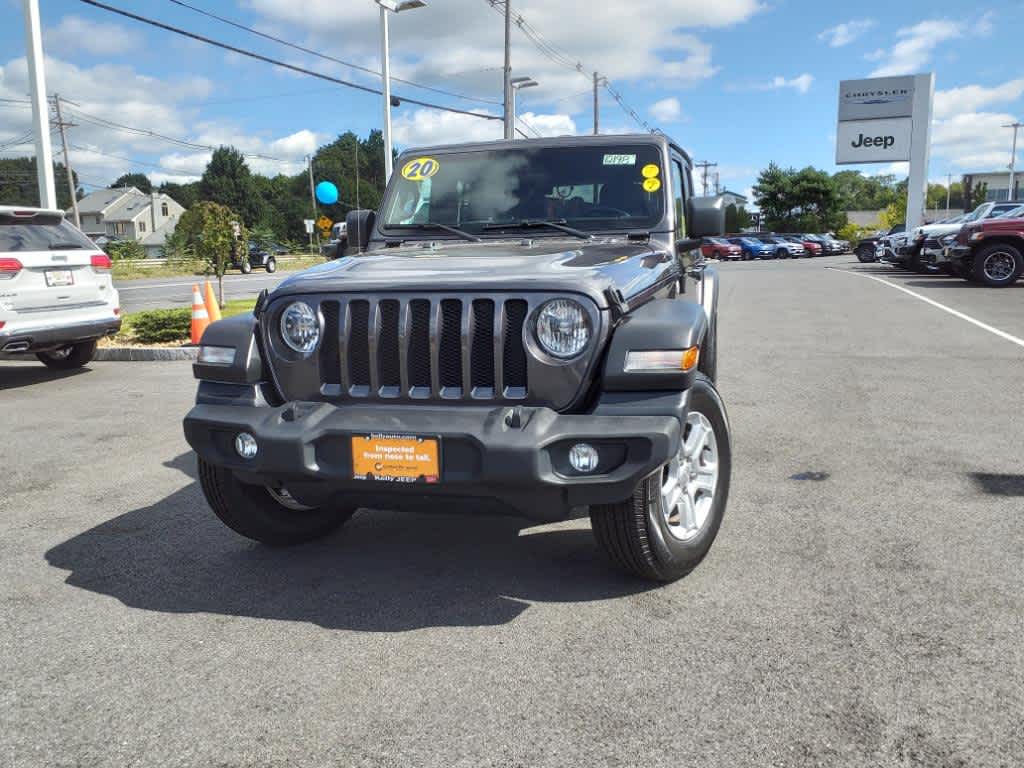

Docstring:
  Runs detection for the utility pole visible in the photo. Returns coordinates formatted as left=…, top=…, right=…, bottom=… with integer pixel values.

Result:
left=22, top=0, right=56, bottom=209
left=1005, top=122, right=1022, bottom=201
left=52, top=94, right=80, bottom=228
left=306, top=154, right=317, bottom=251
left=946, top=172, right=951, bottom=216
left=592, top=72, right=601, bottom=135
left=502, top=0, right=513, bottom=140
left=694, top=160, right=717, bottom=196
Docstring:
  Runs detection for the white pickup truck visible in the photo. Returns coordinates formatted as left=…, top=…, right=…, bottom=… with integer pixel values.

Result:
left=0, top=206, right=120, bottom=368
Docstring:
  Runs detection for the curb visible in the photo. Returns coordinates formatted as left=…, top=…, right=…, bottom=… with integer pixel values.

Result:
left=95, top=346, right=198, bottom=361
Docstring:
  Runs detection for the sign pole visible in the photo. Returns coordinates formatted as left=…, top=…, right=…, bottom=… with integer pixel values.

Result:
left=905, top=73, right=934, bottom=230
left=22, top=0, right=56, bottom=209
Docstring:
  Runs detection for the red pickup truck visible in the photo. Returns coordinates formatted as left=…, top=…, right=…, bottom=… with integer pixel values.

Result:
left=947, top=212, right=1024, bottom=286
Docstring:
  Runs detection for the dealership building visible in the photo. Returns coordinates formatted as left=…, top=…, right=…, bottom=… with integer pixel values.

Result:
left=962, top=171, right=1021, bottom=202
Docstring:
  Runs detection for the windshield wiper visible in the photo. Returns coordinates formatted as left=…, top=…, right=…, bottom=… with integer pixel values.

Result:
left=482, top=219, right=592, bottom=240
left=389, top=222, right=481, bottom=242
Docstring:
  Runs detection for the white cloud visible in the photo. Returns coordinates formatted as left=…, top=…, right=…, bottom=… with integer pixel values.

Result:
left=930, top=111, right=1019, bottom=172
left=868, top=19, right=962, bottom=78
left=767, top=74, right=814, bottom=94
left=44, top=15, right=143, bottom=56
left=0, top=55, right=318, bottom=185
left=245, top=0, right=763, bottom=106
left=649, top=97, right=683, bottom=123
left=933, top=78, right=1024, bottom=120
left=818, top=19, right=875, bottom=48
left=391, top=107, right=575, bottom=147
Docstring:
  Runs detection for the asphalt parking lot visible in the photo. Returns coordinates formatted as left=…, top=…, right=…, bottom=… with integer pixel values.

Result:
left=2, top=255, right=1022, bottom=767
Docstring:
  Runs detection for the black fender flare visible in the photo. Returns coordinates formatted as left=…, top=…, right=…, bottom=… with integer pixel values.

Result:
left=193, top=313, right=264, bottom=384
left=601, top=297, right=708, bottom=391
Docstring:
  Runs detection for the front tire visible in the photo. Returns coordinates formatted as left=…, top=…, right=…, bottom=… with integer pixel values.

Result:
left=971, top=243, right=1023, bottom=287
left=36, top=340, right=97, bottom=369
left=590, top=374, right=731, bottom=582
left=198, top=457, right=355, bottom=545
left=265, top=256, right=277, bottom=273
left=855, top=245, right=876, bottom=263
left=240, top=259, right=252, bottom=275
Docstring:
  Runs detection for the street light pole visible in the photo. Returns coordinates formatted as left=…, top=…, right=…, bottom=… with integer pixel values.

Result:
left=22, top=0, right=55, bottom=209
left=509, top=76, right=537, bottom=139
left=503, top=0, right=513, bottom=140
left=1005, top=122, right=1022, bottom=201
left=376, top=0, right=426, bottom=182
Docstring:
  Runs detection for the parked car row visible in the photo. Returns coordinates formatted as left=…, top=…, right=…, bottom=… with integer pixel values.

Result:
left=702, top=233, right=849, bottom=261
left=876, top=200, right=1024, bottom=287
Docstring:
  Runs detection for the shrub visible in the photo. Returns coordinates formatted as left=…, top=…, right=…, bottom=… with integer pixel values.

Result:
left=127, top=308, right=191, bottom=344
left=106, top=240, right=146, bottom=260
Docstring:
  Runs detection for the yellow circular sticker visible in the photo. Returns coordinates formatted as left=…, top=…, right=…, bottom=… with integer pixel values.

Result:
left=643, top=177, right=662, bottom=193
left=401, top=157, right=440, bottom=181
left=641, top=163, right=660, bottom=179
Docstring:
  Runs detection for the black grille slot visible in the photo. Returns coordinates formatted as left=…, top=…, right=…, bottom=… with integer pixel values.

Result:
left=439, top=299, right=463, bottom=391
left=502, top=299, right=528, bottom=391
left=378, top=299, right=401, bottom=389
left=470, top=299, right=495, bottom=390
left=319, top=300, right=340, bottom=386
left=348, top=300, right=370, bottom=387
left=408, top=299, right=431, bottom=389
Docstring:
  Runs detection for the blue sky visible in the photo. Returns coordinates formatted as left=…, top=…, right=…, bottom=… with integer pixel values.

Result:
left=1, top=0, right=1022, bottom=204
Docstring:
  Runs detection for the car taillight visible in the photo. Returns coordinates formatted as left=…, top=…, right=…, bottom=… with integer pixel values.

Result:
left=90, top=253, right=113, bottom=271
left=0, top=257, right=23, bottom=279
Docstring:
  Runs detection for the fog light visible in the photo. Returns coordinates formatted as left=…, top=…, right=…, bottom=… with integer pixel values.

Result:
left=569, top=443, right=599, bottom=473
left=235, top=432, right=258, bottom=460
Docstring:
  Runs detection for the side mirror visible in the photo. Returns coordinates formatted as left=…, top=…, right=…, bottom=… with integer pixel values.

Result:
left=345, top=209, right=376, bottom=253
left=687, top=196, right=726, bottom=238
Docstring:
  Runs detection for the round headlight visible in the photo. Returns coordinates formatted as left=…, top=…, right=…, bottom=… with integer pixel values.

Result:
left=280, top=301, right=320, bottom=354
left=535, top=299, right=590, bottom=359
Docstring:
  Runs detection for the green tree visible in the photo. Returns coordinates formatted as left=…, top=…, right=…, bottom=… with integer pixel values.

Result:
left=105, top=240, right=145, bottom=260
left=110, top=172, right=152, bottom=193
left=174, top=201, right=246, bottom=306
left=198, top=146, right=263, bottom=227
left=158, top=180, right=200, bottom=209
left=751, top=163, right=793, bottom=227
left=0, top=157, right=80, bottom=209
left=971, top=182, right=988, bottom=208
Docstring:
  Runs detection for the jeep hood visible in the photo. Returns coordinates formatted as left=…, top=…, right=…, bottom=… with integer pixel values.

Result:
left=270, top=238, right=673, bottom=309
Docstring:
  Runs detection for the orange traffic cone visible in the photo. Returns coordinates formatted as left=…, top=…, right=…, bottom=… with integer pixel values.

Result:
left=203, top=280, right=222, bottom=323
left=190, top=283, right=210, bottom=345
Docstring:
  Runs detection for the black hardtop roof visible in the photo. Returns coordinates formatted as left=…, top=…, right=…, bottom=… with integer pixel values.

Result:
left=397, top=133, right=692, bottom=167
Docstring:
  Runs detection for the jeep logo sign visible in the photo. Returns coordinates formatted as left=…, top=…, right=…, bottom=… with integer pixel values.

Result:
left=836, top=117, right=912, bottom=164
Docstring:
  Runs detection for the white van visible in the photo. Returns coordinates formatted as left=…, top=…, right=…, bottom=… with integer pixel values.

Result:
left=0, top=206, right=120, bottom=368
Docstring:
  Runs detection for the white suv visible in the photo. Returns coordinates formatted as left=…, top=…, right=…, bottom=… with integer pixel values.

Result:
left=0, top=206, right=120, bottom=368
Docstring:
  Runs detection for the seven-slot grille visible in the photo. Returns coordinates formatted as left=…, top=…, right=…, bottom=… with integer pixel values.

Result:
left=318, top=296, right=530, bottom=401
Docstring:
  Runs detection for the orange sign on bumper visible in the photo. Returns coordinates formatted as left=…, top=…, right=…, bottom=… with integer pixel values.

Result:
left=351, top=434, right=440, bottom=483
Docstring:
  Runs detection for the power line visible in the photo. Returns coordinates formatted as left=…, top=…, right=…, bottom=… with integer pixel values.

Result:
left=78, top=0, right=503, bottom=123
left=165, top=0, right=501, bottom=107
left=68, top=143, right=201, bottom=175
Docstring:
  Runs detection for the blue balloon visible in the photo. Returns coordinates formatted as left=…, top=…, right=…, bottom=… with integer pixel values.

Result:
left=315, top=181, right=338, bottom=205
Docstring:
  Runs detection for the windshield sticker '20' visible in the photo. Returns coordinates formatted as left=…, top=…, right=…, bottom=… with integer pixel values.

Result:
left=401, top=157, right=440, bottom=181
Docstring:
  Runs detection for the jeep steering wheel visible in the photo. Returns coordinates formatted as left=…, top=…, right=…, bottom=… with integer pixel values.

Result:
left=586, top=206, right=631, bottom=219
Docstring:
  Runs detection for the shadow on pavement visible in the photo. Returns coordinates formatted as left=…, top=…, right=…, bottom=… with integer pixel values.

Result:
left=968, top=472, right=1024, bottom=497
left=45, top=452, right=653, bottom=632
left=0, top=363, right=90, bottom=391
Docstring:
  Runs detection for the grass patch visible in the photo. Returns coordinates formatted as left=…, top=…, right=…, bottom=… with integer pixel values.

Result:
left=108, top=298, right=258, bottom=346
left=113, top=254, right=328, bottom=281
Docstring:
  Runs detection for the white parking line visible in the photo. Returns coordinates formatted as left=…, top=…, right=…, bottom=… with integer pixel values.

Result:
left=828, top=267, right=1024, bottom=350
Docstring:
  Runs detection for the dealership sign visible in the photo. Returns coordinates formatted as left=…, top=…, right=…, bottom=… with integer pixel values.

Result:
left=836, top=117, right=913, bottom=163
left=835, top=73, right=934, bottom=228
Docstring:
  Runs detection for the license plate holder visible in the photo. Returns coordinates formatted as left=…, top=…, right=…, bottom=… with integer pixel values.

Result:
left=351, top=434, right=440, bottom=483
left=45, top=269, right=74, bottom=287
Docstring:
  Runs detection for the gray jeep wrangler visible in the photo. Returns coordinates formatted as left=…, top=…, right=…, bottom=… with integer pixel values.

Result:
left=183, top=134, right=732, bottom=582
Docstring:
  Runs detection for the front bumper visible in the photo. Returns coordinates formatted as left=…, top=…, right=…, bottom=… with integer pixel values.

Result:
left=0, top=316, right=121, bottom=353
left=184, top=397, right=686, bottom=521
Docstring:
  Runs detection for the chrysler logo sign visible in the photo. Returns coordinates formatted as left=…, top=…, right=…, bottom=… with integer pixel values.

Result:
left=838, top=76, right=916, bottom=120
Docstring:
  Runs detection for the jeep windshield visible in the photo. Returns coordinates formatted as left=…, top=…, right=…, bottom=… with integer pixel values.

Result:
left=380, top=144, right=665, bottom=239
